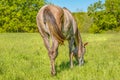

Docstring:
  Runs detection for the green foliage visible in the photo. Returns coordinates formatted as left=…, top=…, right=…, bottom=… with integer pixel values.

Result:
left=73, top=12, right=92, bottom=32
left=87, top=0, right=120, bottom=33
left=0, top=0, right=45, bottom=32
left=0, top=33, right=120, bottom=80
left=89, top=24, right=100, bottom=33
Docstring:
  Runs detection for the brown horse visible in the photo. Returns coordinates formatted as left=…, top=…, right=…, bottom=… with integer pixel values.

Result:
left=36, top=5, right=88, bottom=75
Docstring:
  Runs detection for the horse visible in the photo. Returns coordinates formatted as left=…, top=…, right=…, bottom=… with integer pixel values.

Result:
left=36, top=5, right=88, bottom=75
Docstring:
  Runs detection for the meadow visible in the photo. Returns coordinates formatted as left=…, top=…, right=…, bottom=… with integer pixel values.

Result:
left=0, top=33, right=120, bottom=80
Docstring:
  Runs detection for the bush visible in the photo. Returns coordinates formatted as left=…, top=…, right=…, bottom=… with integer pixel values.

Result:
left=89, top=24, right=100, bottom=33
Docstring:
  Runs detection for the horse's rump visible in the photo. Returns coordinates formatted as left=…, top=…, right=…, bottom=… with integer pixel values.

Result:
left=43, top=6, right=65, bottom=44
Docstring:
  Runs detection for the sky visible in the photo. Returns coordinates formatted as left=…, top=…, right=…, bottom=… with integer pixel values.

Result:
left=46, top=0, right=105, bottom=12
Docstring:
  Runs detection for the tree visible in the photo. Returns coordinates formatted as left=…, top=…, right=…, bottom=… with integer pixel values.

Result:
left=105, top=0, right=120, bottom=29
left=87, top=0, right=105, bottom=33
left=87, top=0, right=120, bottom=33
left=0, top=0, right=45, bottom=32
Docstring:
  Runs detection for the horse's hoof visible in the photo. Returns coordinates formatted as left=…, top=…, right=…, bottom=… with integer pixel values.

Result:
left=51, top=71, right=56, bottom=76
left=79, top=62, right=84, bottom=66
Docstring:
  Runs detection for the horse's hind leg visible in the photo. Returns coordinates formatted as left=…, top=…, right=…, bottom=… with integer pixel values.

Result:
left=48, top=37, right=59, bottom=75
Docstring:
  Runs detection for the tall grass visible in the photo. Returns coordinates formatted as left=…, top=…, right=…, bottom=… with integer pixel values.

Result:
left=0, top=33, right=120, bottom=80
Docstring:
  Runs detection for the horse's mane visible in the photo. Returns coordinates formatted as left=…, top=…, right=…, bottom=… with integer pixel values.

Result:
left=63, top=7, right=72, bottom=13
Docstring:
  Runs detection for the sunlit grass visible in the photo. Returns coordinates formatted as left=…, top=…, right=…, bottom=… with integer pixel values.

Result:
left=0, top=33, right=120, bottom=80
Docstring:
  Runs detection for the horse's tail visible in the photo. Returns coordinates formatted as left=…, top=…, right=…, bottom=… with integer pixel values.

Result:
left=43, top=8, right=65, bottom=44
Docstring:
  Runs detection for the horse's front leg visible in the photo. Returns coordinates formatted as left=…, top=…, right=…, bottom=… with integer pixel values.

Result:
left=70, top=52, right=73, bottom=68
left=68, top=38, right=74, bottom=68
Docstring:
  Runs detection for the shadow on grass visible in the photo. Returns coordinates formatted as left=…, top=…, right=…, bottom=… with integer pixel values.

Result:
left=56, top=60, right=88, bottom=74
left=56, top=60, right=78, bottom=74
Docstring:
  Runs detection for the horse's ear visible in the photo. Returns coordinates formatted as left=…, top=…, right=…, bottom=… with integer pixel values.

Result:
left=84, top=42, right=88, bottom=47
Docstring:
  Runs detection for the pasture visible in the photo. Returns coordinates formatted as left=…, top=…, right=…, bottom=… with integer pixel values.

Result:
left=0, top=33, right=120, bottom=80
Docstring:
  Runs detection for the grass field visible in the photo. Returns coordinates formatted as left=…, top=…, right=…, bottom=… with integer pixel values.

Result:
left=0, top=33, right=120, bottom=80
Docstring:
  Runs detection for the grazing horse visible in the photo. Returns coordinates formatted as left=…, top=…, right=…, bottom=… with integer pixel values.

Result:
left=36, top=5, right=88, bottom=75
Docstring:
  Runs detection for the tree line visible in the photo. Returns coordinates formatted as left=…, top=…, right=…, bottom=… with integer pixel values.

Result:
left=0, top=0, right=120, bottom=33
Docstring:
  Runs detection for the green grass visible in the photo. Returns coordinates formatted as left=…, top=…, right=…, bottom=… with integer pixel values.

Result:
left=0, top=33, right=120, bottom=80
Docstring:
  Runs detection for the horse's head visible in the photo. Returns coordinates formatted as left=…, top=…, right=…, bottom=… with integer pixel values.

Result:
left=73, top=42, right=88, bottom=66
